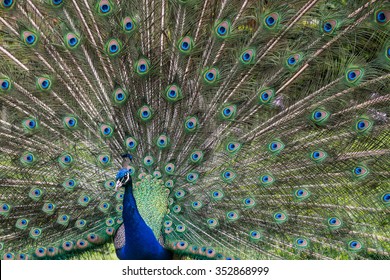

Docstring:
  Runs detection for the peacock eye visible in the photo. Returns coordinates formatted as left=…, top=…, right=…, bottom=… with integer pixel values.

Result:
left=266, top=16, right=275, bottom=26
left=104, top=38, right=121, bottom=56
left=52, top=0, right=63, bottom=5
left=327, top=216, right=342, bottom=230
left=324, top=22, right=332, bottom=32
left=202, top=68, right=220, bottom=84
left=135, top=58, right=151, bottom=75
left=322, top=19, right=338, bottom=34
left=345, top=68, right=364, bottom=85
left=3, top=0, right=14, bottom=8
left=97, top=0, right=113, bottom=15
left=268, top=140, right=285, bottom=153
left=184, top=116, right=199, bottom=132
left=355, top=118, right=373, bottom=133
left=375, top=10, right=389, bottom=25
left=122, top=16, right=136, bottom=33
left=286, top=53, right=302, bottom=68
left=264, top=13, right=279, bottom=28
left=1, top=79, right=10, bottom=90
left=214, top=20, right=231, bottom=38
left=178, top=36, right=194, bottom=54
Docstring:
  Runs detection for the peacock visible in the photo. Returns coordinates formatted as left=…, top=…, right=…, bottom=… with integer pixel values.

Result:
left=0, top=0, right=389, bottom=261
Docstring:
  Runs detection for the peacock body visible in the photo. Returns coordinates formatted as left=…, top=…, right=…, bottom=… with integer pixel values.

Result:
left=0, top=0, right=389, bottom=260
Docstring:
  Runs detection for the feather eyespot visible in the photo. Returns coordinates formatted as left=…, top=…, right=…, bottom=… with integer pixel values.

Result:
left=294, top=237, right=309, bottom=249
left=29, top=187, right=43, bottom=201
left=97, top=154, right=111, bottom=167
left=264, top=13, right=279, bottom=28
left=211, top=190, right=224, bottom=201
left=345, top=68, right=364, bottom=85
left=15, top=218, right=29, bottom=230
left=207, top=218, right=219, bottom=229
left=259, top=174, right=275, bottom=187
left=112, top=87, right=128, bottom=105
left=122, top=16, right=137, bottom=33
left=78, top=194, right=91, bottom=206
left=99, top=124, right=114, bottom=138
left=164, top=84, right=183, bottom=102
left=98, top=201, right=111, bottom=213
left=347, top=240, right=363, bottom=252
left=176, top=224, right=186, bottom=233
left=249, top=230, right=261, bottom=241
left=125, top=136, right=138, bottom=150
left=29, top=227, right=42, bottom=239
left=20, top=152, right=37, bottom=166
left=354, top=118, right=373, bottom=134
left=105, top=39, right=122, bottom=56
left=135, top=58, right=151, bottom=76
left=172, top=205, right=181, bottom=213
left=0, top=77, right=11, bottom=92
left=191, top=201, right=202, bottom=210
left=226, top=210, right=239, bottom=221
left=225, top=141, right=241, bottom=155
left=375, top=10, right=389, bottom=25
left=143, top=155, right=154, bottom=167
left=221, top=169, right=236, bottom=183
left=21, top=30, right=38, bottom=46
left=22, top=118, right=39, bottom=132
left=175, top=189, right=186, bottom=200
left=184, top=116, right=199, bottom=132
left=286, top=54, right=302, bottom=68
left=310, top=150, right=327, bottom=163
left=176, top=241, right=188, bottom=250
left=165, top=179, right=174, bottom=188
left=165, top=163, right=175, bottom=175
left=327, top=217, right=342, bottom=230
left=381, top=193, right=390, bottom=206
left=310, top=108, right=330, bottom=125
left=268, top=140, right=285, bottom=154
left=189, top=150, right=203, bottom=164
left=240, top=48, right=255, bottom=65
left=76, top=239, right=89, bottom=249
left=36, top=76, right=52, bottom=91
left=220, top=104, right=237, bottom=120
left=273, top=211, right=288, bottom=223
left=214, top=20, right=231, bottom=38
left=42, top=202, right=55, bottom=214
left=258, top=88, right=275, bottom=105
left=76, top=219, right=87, bottom=229
left=58, top=153, right=73, bottom=167
left=178, top=36, right=194, bottom=54
left=63, top=115, right=78, bottom=129
left=1, top=0, right=15, bottom=9
left=202, top=68, right=220, bottom=85
left=352, top=164, right=369, bottom=179
left=35, top=247, right=47, bottom=258
left=186, top=171, right=199, bottom=183
left=65, top=33, right=80, bottom=49
left=96, top=0, right=113, bottom=16
left=294, top=188, right=310, bottom=201
left=51, top=0, right=63, bottom=6
left=138, top=105, right=153, bottom=121
left=243, top=197, right=255, bottom=208
left=104, top=179, right=115, bottom=190
left=322, top=19, right=338, bottom=34
left=156, top=134, right=170, bottom=149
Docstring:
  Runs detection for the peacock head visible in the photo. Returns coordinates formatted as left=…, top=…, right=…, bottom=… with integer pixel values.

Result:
left=115, top=168, right=132, bottom=191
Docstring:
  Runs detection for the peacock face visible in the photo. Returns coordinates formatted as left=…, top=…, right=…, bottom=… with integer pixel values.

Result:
left=115, top=168, right=132, bottom=191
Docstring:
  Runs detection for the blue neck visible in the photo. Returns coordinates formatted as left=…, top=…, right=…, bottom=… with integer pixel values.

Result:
left=116, top=179, right=172, bottom=260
